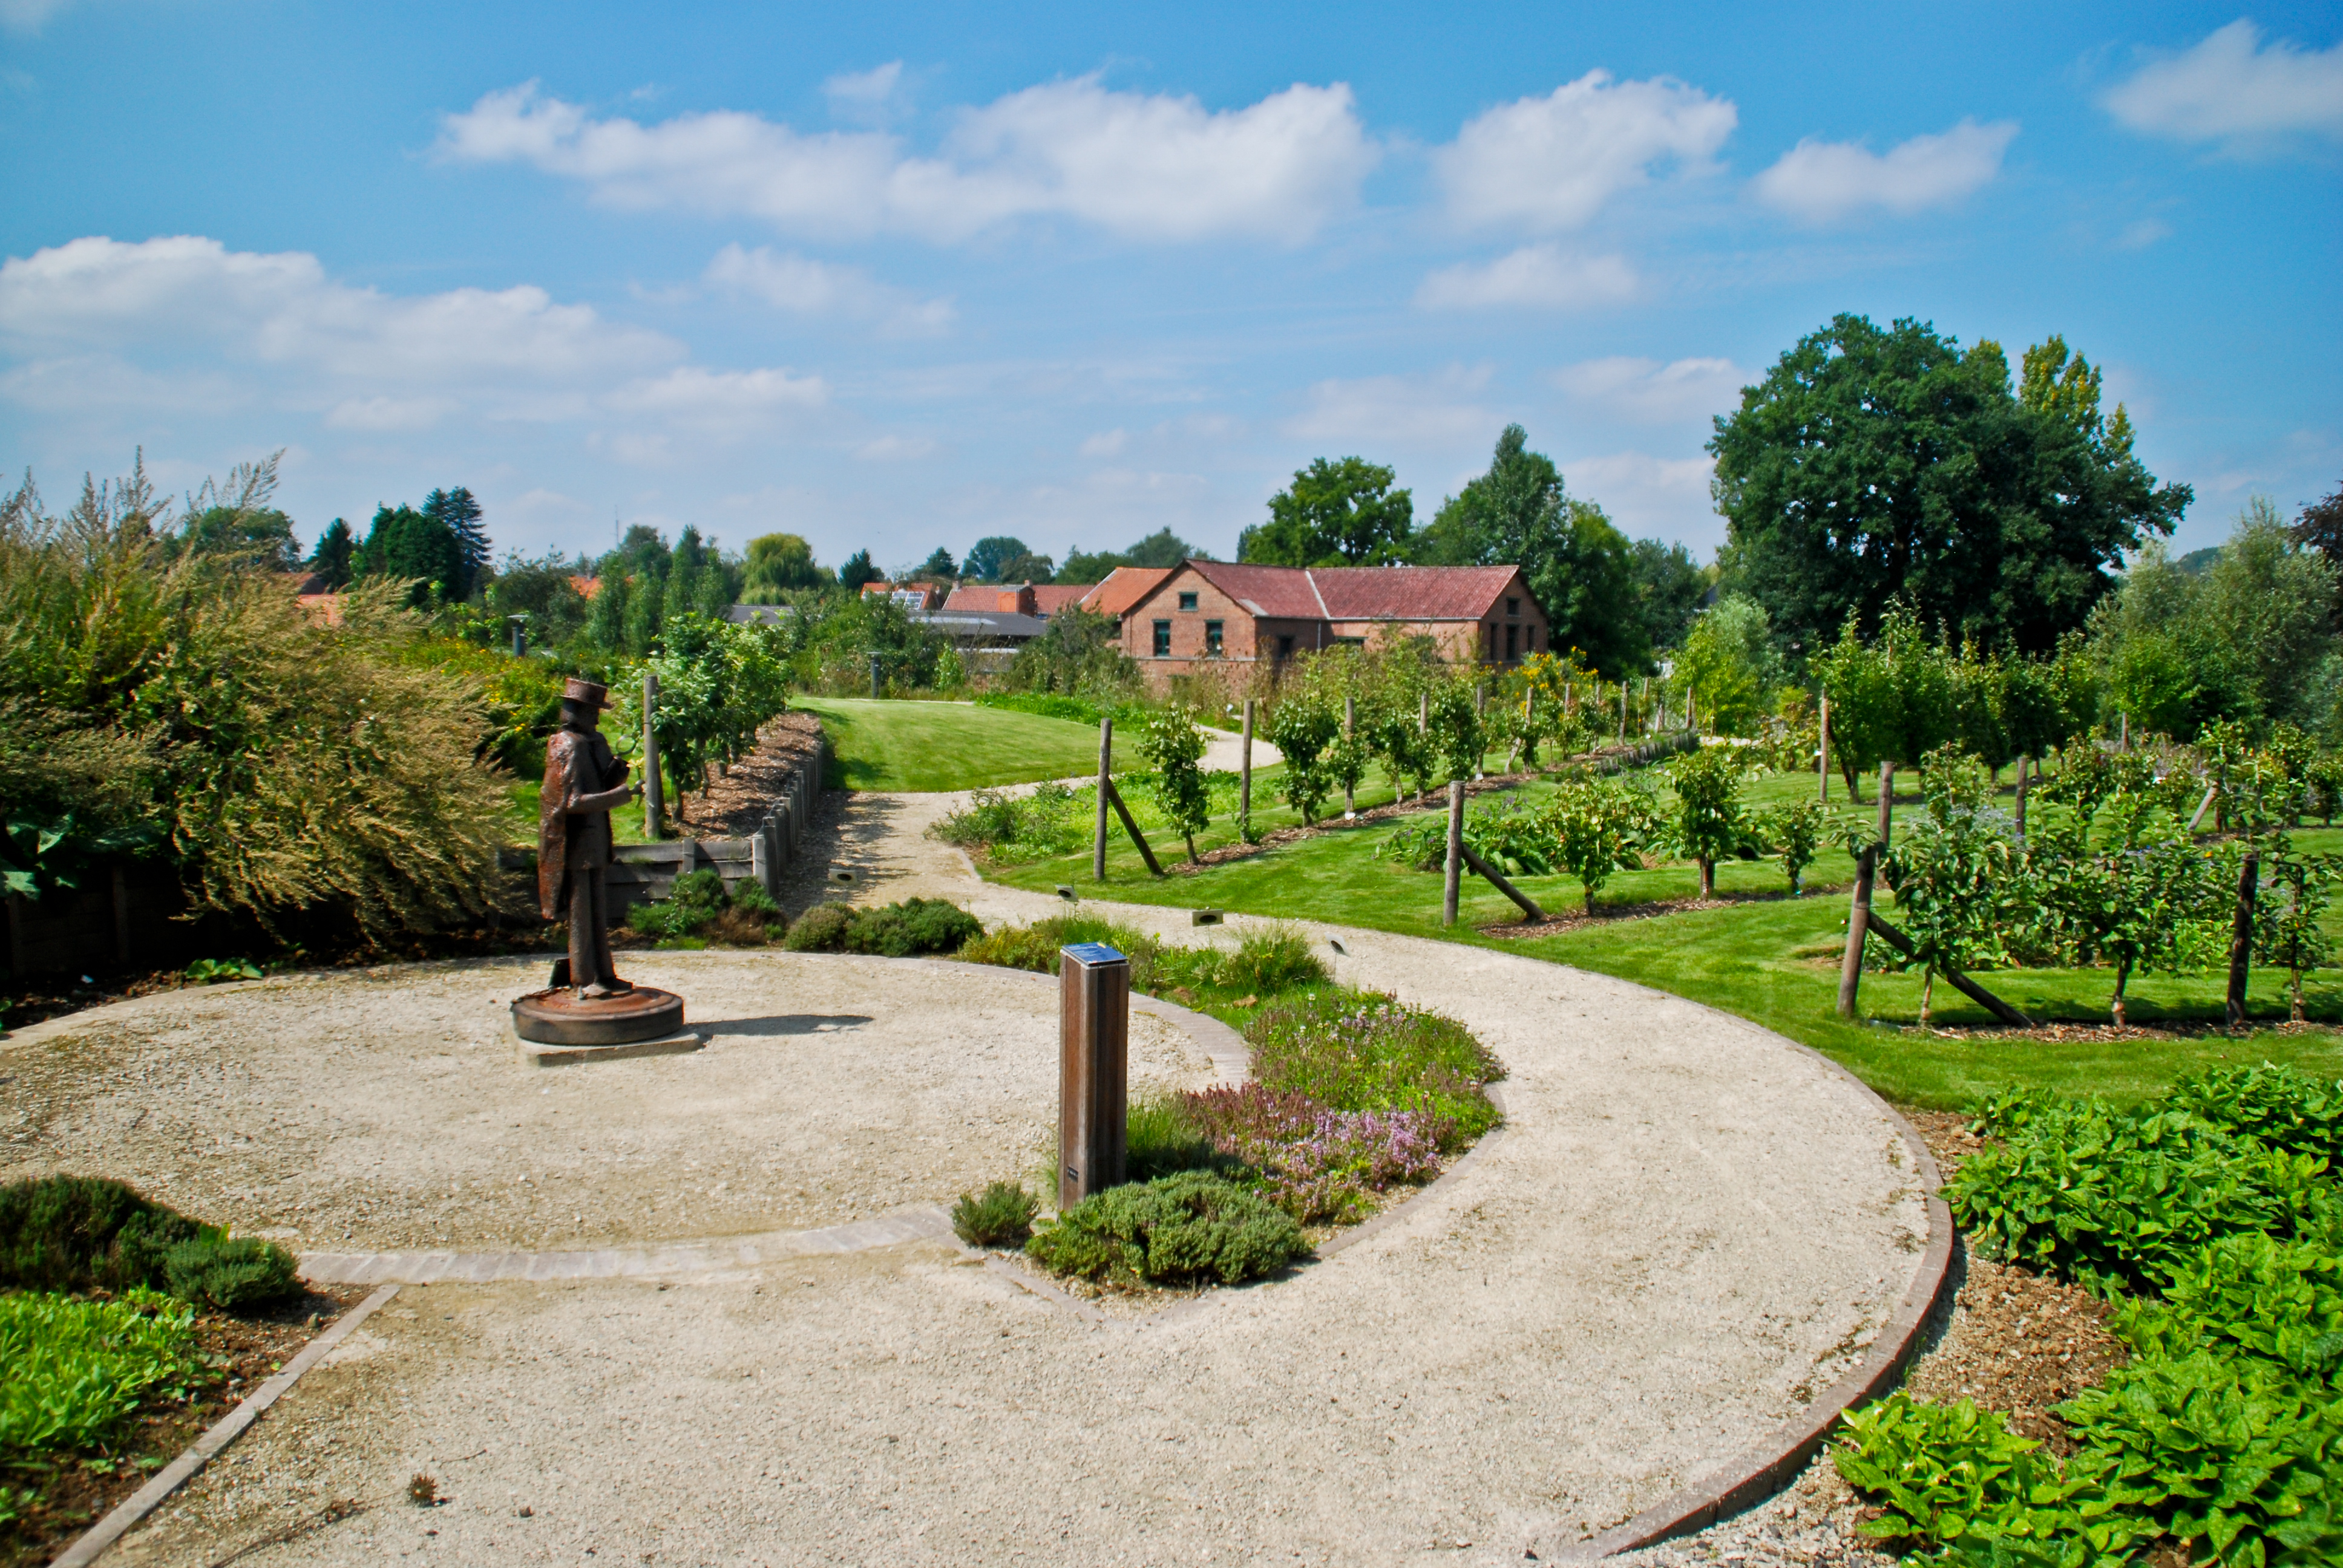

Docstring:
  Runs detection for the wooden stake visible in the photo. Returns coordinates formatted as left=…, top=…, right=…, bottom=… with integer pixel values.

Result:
left=1102, top=778, right=1164, bottom=877
left=1239, top=699, right=1254, bottom=834
left=642, top=671, right=663, bottom=840
left=2227, top=851, right=2258, bottom=1028
left=1876, top=762, right=1895, bottom=846
left=2014, top=755, right=2030, bottom=839
left=1818, top=693, right=1830, bottom=805
left=1462, top=843, right=1543, bottom=921
left=1343, top=694, right=1356, bottom=815
left=1866, top=913, right=2036, bottom=1028
left=1442, top=780, right=1464, bottom=927
left=1093, top=717, right=1112, bottom=881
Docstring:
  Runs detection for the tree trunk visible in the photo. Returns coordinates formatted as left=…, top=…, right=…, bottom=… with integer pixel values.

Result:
left=2112, top=962, right=2131, bottom=1028
left=1584, top=885, right=1596, bottom=917
left=2226, top=851, right=2258, bottom=1030
left=1920, top=969, right=1935, bottom=1028
left=1184, top=832, right=1199, bottom=866
left=2292, top=969, right=2306, bottom=1024
left=1698, top=856, right=1715, bottom=900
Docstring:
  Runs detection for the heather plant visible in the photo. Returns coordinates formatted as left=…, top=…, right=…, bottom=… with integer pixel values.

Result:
left=1179, top=1084, right=1442, bottom=1223
left=949, top=1181, right=1039, bottom=1247
left=1246, top=988, right=1501, bottom=1149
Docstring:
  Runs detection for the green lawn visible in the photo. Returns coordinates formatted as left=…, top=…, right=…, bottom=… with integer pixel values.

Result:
left=796, top=696, right=1121, bottom=792
left=986, top=756, right=2343, bottom=1109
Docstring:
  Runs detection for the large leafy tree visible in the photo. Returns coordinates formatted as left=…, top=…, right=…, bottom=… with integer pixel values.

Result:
left=742, top=533, right=828, bottom=598
left=962, top=536, right=1032, bottom=582
left=421, top=486, right=490, bottom=598
left=1239, top=457, right=1414, bottom=566
left=1060, top=526, right=1202, bottom=583
left=1710, top=315, right=2191, bottom=655
left=1415, top=425, right=1647, bottom=676
left=839, top=549, right=881, bottom=591
left=1628, top=537, right=1708, bottom=653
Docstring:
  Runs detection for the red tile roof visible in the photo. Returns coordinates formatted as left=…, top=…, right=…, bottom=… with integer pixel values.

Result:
left=1080, top=566, right=1174, bottom=619
left=1180, top=561, right=1523, bottom=621
left=1029, top=584, right=1089, bottom=615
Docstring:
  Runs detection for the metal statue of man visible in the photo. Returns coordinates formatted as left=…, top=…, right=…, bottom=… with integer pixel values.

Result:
left=539, top=678, right=642, bottom=998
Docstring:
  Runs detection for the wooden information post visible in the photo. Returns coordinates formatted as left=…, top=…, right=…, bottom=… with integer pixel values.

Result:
left=1058, top=942, right=1130, bottom=1212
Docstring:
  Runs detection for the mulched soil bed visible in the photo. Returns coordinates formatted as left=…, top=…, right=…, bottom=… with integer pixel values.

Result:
left=673, top=711, right=824, bottom=838
left=1476, top=889, right=1803, bottom=938
left=1, top=1282, right=371, bottom=1568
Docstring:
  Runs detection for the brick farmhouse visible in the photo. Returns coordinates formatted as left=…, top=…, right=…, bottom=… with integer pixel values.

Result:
left=1118, top=560, right=1550, bottom=690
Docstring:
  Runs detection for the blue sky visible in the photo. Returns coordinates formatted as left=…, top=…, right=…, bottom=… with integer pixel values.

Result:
left=2, top=2, right=2338, bottom=574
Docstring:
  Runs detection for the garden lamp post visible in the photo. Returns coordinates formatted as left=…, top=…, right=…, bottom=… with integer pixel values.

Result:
left=508, top=613, right=529, bottom=658
left=868, top=651, right=883, bottom=699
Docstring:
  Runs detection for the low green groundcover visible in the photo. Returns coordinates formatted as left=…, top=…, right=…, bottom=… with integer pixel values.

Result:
left=0, top=1289, right=208, bottom=1452
left=1024, top=1171, right=1308, bottom=1287
left=1832, top=1063, right=2343, bottom=1567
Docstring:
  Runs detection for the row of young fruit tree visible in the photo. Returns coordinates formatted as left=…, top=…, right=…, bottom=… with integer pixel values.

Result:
left=1119, top=629, right=2343, bottom=1031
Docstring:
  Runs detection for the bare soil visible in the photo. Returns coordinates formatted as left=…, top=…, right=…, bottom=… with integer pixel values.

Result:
left=672, top=711, right=824, bottom=837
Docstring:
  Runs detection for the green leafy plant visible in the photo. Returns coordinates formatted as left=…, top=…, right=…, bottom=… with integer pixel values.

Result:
left=1542, top=772, right=1660, bottom=915
left=1024, top=1171, right=1308, bottom=1286
left=949, top=1181, right=1040, bottom=1247
left=0, top=1177, right=200, bottom=1295
left=1760, top=797, right=1827, bottom=895
left=1245, top=988, right=1502, bottom=1149
left=185, top=956, right=263, bottom=984
left=0, top=1289, right=209, bottom=1452
left=1669, top=743, right=1746, bottom=900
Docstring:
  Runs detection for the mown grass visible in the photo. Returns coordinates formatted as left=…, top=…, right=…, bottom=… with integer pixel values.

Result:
left=987, top=756, right=2343, bottom=1109
left=795, top=696, right=1121, bottom=791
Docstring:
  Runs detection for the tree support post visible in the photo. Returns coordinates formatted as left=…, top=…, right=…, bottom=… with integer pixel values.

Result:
left=1102, top=778, right=1164, bottom=877
left=1461, top=844, right=1543, bottom=922
left=1876, top=762, right=1895, bottom=846
left=1865, top=914, right=2036, bottom=1028
left=1617, top=682, right=1627, bottom=743
left=642, top=671, right=664, bottom=841
left=1442, top=780, right=1464, bottom=927
left=1343, top=696, right=1357, bottom=817
left=1837, top=846, right=1875, bottom=1019
left=1817, top=694, right=1830, bottom=805
left=2014, top=754, right=2029, bottom=839
left=1239, top=700, right=1254, bottom=839
left=1093, top=717, right=1112, bottom=881
left=2227, top=851, right=2259, bottom=1029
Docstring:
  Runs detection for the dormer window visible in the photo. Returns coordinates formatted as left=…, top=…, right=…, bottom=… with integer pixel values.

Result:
left=1178, top=592, right=1199, bottom=611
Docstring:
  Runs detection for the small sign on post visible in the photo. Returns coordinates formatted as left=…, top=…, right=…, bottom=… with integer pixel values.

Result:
left=642, top=671, right=664, bottom=841
left=1058, top=942, right=1130, bottom=1212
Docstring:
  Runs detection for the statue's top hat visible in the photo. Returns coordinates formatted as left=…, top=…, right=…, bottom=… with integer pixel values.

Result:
left=562, top=678, right=612, bottom=710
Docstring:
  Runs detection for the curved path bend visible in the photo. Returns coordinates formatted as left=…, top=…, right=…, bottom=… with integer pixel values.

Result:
left=0, top=786, right=1936, bottom=1567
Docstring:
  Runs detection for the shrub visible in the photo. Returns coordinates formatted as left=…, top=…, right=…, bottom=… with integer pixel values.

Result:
left=1213, top=925, right=1328, bottom=996
left=949, top=1181, right=1039, bottom=1247
left=1179, top=1084, right=1443, bottom=1223
left=0, top=1176, right=199, bottom=1295
left=930, top=782, right=1084, bottom=861
left=782, top=901, right=855, bottom=952
left=783, top=898, right=981, bottom=957
left=628, top=869, right=787, bottom=945
left=1125, top=1094, right=1228, bottom=1182
left=1245, top=989, right=1502, bottom=1151
left=0, top=1289, right=208, bottom=1451
left=955, top=914, right=1165, bottom=988
left=1025, top=1171, right=1308, bottom=1286
left=162, top=1233, right=301, bottom=1310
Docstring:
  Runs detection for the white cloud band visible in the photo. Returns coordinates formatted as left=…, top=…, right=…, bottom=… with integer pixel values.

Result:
left=1754, top=119, right=2017, bottom=222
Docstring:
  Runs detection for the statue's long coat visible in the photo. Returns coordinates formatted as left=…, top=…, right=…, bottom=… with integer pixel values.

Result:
left=538, top=728, right=619, bottom=920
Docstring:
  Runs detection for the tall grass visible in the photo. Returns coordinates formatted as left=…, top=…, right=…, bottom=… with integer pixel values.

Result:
left=1, top=459, right=512, bottom=939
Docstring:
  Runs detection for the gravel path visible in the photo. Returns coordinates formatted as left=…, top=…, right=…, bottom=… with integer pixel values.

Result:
left=20, top=785, right=1934, bottom=1567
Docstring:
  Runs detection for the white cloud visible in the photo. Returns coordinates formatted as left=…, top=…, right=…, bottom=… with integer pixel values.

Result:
left=704, top=243, right=954, bottom=336
left=1434, top=71, right=1737, bottom=231
left=324, top=395, right=459, bottom=431
left=1284, top=365, right=1495, bottom=448
left=0, top=235, right=681, bottom=390
left=855, top=434, right=940, bottom=460
left=603, top=365, right=828, bottom=433
left=438, top=77, right=1377, bottom=244
left=2102, top=20, right=2343, bottom=152
left=1415, top=246, right=1637, bottom=310
left=1080, top=428, right=1128, bottom=457
left=1754, top=119, right=2017, bottom=222
left=1565, top=450, right=1719, bottom=545
left=1553, top=356, right=1749, bottom=424
left=2115, top=217, right=2172, bottom=250
left=825, top=61, right=907, bottom=125
left=0, top=0, right=70, bottom=33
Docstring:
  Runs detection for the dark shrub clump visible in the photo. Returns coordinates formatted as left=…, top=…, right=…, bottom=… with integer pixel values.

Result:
left=949, top=1181, right=1040, bottom=1247
left=1025, top=1171, right=1308, bottom=1286
left=626, top=869, right=786, bottom=945
left=1, top=1175, right=298, bottom=1308
left=785, top=898, right=981, bottom=957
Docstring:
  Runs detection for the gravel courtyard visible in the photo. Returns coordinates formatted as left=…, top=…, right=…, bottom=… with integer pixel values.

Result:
left=2, top=786, right=1936, bottom=1566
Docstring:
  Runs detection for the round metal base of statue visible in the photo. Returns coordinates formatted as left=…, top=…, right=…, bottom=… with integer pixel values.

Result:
left=510, top=985, right=701, bottom=1068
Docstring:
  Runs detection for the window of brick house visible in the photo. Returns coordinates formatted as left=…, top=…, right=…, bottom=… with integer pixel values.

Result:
left=1276, top=634, right=1295, bottom=659
left=1178, top=591, right=1199, bottom=611
left=1506, top=623, right=1519, bottom=662
left=1152, top=619, right=1172, bottom=657
left=1507, top=596, right=1520, bottom=617
left=1204, top=619, right=1224, bottom=655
